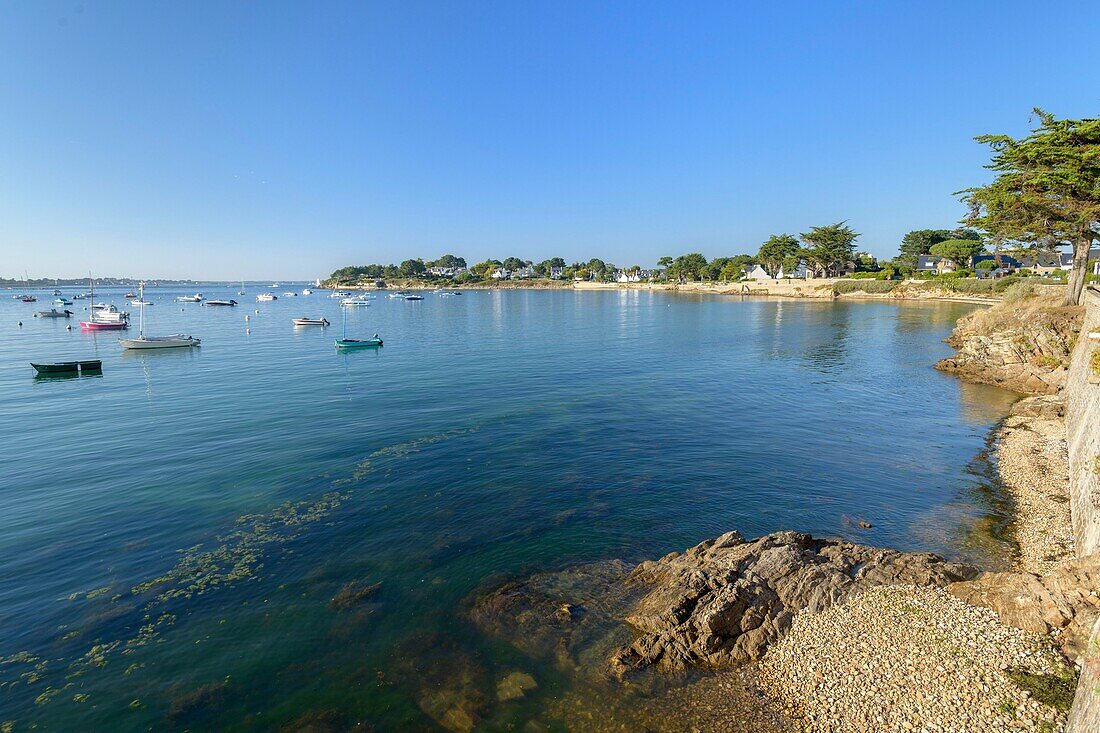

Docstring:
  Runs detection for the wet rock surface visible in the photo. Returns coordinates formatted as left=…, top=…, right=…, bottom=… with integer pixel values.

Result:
left=609, top=530, right=977, bottom=677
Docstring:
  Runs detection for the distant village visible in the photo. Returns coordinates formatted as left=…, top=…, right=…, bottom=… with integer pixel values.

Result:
left=328, top=223, right=1100, bottom=287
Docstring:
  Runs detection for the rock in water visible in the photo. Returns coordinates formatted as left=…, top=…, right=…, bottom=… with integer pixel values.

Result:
left=496, top=671, right=538, bottom=701
left=609, top=530, right=977, bottom=677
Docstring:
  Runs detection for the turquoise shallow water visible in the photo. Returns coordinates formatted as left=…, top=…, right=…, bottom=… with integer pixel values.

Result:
left=0, top=286, right=1015, bottom=730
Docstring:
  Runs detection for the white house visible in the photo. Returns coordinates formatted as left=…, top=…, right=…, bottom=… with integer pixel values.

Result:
left=427, top=266, right=466, bottom=277
left=549, top=267, right=566, bottom=279
left=745, top=265, right=771, bottom=280
left=615, top=270, right=643, bottom=283
left=490, top=269, right=511, bottom=279
left=513, top=265, right=536, bottom=279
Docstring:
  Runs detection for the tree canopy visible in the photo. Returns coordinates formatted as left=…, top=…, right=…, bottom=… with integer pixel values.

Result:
left=757, top=234, right=800, bottom=276
left=898, top=228, right=980, bottom=267
left=928, top=238, right=984, bottom=266
left=800, top=222, right=859, bottom=277
left=960, top=109, right=1100, bottom=305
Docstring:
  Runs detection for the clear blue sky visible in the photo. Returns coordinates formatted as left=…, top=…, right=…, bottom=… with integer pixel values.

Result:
left=2, top=1, right=1097, bottom=280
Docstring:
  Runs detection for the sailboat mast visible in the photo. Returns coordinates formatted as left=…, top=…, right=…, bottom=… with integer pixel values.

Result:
left=138, top=281, right=145, bottom=338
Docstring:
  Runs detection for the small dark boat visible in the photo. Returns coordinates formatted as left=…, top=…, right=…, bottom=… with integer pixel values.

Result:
left=31, top=360, right=102, bottom=374
left=206, top=299, right=238, bottom=306
left=35, top=309, right=73, bottom=318
left=335, top=337, right=383, bottom=349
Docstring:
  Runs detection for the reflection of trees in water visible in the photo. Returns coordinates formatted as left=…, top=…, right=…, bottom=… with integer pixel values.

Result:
left=799, top=303, right=853, bottom=373
left=893, top=303, right=976, bottom=333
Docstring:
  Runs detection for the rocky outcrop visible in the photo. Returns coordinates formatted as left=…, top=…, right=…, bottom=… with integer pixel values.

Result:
left=608, top=531, right=977, bottom=677
left=949, top=554, right=1100, bottom=665
left=1011, top=393, right=1067, bottom=419
left=935, top=296, right=1082, bottom=394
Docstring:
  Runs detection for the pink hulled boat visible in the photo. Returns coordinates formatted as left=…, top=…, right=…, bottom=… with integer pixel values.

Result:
left=79, top=278, right=130, bottom=330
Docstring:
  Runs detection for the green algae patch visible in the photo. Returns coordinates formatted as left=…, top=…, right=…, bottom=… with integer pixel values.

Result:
left=348, top=427, right=480, bottom=481
left=131, top=491, right=348, bottom=604
left=1005, top=666, right=1078, bottom=712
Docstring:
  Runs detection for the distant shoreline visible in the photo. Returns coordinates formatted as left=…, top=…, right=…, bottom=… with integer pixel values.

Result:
left=332, top=276, right=1025, bottom=305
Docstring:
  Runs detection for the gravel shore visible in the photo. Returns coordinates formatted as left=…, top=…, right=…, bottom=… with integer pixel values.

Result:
left=995, top=411, right=1075, bottom=574
left=758, top=585, right=1073, bottom=733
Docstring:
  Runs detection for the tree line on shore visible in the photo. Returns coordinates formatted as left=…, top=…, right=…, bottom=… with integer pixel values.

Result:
left=330, top=109, right=1098, bottom=304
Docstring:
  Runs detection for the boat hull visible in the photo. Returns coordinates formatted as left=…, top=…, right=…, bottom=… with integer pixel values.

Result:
left=81, top=320, right=128, bottom=330
left=335, top=338, right=383, bottom=349
left=119, top=336, right=200, bottom=349
left=31, top=360, right=102, bottom=374
left=293, top=318, right=329, bottom=326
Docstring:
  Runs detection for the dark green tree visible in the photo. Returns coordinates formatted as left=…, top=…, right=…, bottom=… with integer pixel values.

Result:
left=757, top=234, right=800, bottom=276
left=960, top=109, right=1100, bottom=305
left=800, top=222, right=860, bottom=277
left=928, top=238, right=984, bottom=268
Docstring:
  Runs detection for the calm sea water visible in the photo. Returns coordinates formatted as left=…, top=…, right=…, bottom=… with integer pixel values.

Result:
left=0, top=286, right=1015, bottom=730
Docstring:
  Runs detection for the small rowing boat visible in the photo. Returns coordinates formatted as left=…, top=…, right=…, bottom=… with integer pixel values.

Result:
left=31, top=360, right=102, bottom=374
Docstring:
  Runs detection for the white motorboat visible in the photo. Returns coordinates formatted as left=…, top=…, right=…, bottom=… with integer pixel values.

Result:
left=341, top=297, right=371, bottom=306
left=292, top=316, right=329, bottom=326
left=206, top=299, right=238, bottom=307
left=329, top=290, right=352, bottom=299
left=53, top=297, right=73, bottom=305
left=131, top=299, right=154, bottom=306
left=257, top=293, right=278, bottom=301
left=301, top=288, right=313, bottom=295
left=282, top=291, right=298, bottom=297
left=176, top=293, right=204, bottom=302
left=119, top=283, right=200, bottom=350
left=89, top=304, right=129, bottom=323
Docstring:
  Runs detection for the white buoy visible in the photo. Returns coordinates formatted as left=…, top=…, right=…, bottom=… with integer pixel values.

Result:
left=245, top=314, right=250, bottom=321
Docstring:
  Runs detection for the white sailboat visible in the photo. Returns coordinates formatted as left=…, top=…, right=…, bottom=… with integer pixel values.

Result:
left=119, top=282, right=201, bottom=349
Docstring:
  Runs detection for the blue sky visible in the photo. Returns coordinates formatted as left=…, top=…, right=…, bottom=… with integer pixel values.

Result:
left=1, top=1, right=1097, bottom=280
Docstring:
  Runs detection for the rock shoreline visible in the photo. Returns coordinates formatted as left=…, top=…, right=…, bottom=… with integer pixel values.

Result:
left=445, top=295, right=1094, bottom=732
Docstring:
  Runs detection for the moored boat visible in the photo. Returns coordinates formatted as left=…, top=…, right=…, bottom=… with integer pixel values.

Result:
left=257, top=293, right=278, bottom=301
left=341, top=297, right=371, bottom=306
left=120, top=334, right=200, bottom=349
left=335, top=336, right=383, bottom=349
left=176, top=293, right=204, bottom=302
left=403, top=294, right=424, bottom=301
left=35, top=309, right=73, bottom=318
left=53, top=297, right=73, bottom=305
left=301, top=288, right=313, bottom=295
left=31, top=360, right=102, bottom=374
left=21, top=295, right=36, bottom=302
left=293, top=317, right=330, bottom=326
left=119, top=282, right=201, bottom=349
left=80, top=278, right=130, bottom=329
left=335, top=301, right=383, bottom=349
left=283, top=291, right=298, bottom=297
left=206, top=299, right=238, bottom=306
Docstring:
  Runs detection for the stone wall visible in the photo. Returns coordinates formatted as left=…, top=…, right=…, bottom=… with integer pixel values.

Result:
left=1065, top=285, right=1100, bottom=731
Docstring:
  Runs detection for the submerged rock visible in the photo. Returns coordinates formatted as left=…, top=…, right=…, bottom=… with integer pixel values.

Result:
left=610, top=530, right=977, bottom=677
left=330, top=580, right=381, bottom=611
left=468, top=560, right=640, bottom=678
left=496, top=671, right=538, bottom=701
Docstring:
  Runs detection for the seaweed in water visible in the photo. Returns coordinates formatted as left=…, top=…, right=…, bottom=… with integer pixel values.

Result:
left=330, top=580, right=382, bottom=611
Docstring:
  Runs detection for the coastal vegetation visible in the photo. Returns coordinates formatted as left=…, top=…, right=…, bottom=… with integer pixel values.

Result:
left=960, top=109, right=1100, bottom=306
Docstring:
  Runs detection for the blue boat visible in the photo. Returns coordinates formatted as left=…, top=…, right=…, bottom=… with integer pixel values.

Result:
left=335, top=303, right=383, bottom=349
